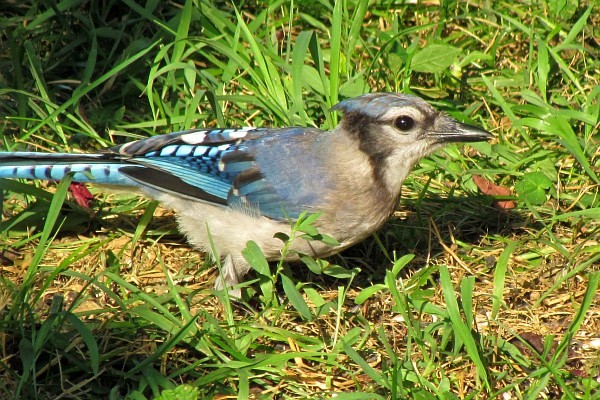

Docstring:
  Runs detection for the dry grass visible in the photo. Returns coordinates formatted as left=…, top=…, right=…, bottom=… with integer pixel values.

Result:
left=2, top=177, right=597, bottom=397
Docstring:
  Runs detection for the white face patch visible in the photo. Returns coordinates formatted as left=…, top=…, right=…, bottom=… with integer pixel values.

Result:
left=180, top=131, right=208, bottom=144
left=380, top=106, right=425, bottom=123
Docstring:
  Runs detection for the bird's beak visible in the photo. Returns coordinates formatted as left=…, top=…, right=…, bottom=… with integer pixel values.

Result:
left=428, top=118, right=493, bottom=143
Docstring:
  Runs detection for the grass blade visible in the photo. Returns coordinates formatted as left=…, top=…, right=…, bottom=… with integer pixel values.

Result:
left=440, top=266, right=489, bottom=389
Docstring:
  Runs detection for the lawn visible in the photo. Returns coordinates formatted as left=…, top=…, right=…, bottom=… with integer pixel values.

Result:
left=0, top=0, right=598, bottom=398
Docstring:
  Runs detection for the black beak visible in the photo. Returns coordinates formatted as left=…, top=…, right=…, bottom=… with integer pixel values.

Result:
left=428, top=118, right=493, bottom=143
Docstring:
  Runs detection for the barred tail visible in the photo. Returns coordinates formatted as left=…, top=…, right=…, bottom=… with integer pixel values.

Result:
left=0, top=152, right=138, bottom=187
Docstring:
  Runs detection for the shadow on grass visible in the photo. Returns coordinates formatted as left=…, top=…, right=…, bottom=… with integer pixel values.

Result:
left=286, top=193, right=526, bottom=289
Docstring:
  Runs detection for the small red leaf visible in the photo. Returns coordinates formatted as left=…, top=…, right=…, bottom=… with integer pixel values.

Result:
left=69, top=183, right=94, bottom=210
left=473, top=175, right=515, bottom=210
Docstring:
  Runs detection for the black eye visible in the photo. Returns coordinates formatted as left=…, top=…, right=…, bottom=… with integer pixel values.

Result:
left=394, top=116, right=415, bottom=131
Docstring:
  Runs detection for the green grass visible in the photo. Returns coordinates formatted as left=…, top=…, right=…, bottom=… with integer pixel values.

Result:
left=1, top=0, right=599, bottom=398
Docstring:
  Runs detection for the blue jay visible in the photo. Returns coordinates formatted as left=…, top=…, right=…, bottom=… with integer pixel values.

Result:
left=0, top=93, right=491, bottom=293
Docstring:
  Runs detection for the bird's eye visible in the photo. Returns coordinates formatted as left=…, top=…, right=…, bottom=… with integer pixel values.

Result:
left=394, top=116, right=415, bottom=131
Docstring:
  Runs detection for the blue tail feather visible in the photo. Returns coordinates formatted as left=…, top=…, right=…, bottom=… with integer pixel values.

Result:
left=0, top=152, right=138, bottom=186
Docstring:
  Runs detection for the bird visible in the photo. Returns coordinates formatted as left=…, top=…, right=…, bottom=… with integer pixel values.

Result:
left=0, top=93, right=491, bottom=294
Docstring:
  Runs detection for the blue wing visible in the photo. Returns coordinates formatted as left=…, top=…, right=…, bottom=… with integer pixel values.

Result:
left=106, top=127, right=262, bottom=206
left=222, top=127, right=332, bottom=220
left=113, top=127, right=320, bottom=220
left=0, top=127, right=326, bottom=221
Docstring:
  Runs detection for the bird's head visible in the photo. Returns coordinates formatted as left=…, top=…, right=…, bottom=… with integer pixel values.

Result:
left=332, top=93, right=492, bottom=195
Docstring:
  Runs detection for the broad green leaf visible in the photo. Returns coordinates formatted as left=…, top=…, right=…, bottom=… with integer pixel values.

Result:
left=242, top=240, right=270, bottom=277
left=153, top=384, right=199, bottom=400
left=354, top=284, right=387, bottom=305
left=515, top=172, right=553, bottom=205
left=548, top=0, right=579, bottom=21
left=242, top=240, right=273, bottom=301
left=303, top=287, right=328, bottom=308
left=322, top=265, right=355, bottom=279
left=339, top=74, right=367, bottom=97
left=281, top=274, right=313, bottom=321
left=391, top=254, right=415, bottom=277
left=411, top=44, right=462, bottom=73
left=301, top=255, right=327, bottom=275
